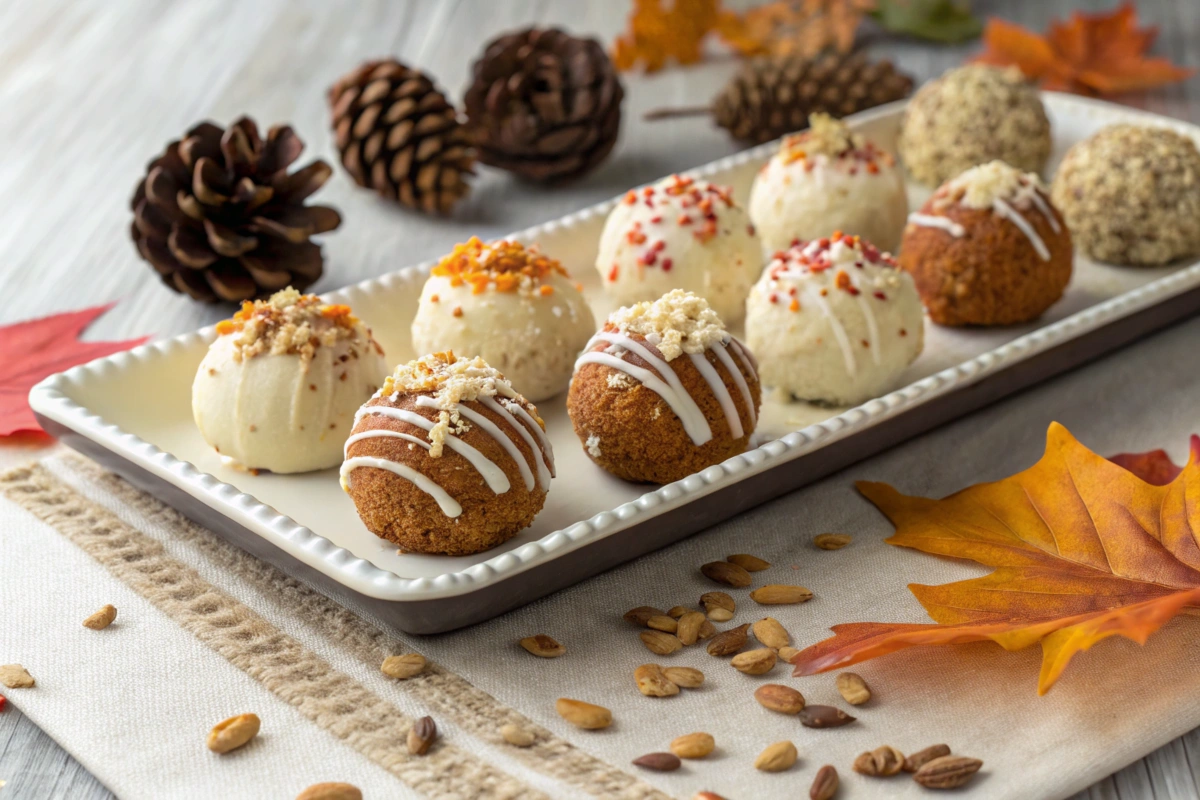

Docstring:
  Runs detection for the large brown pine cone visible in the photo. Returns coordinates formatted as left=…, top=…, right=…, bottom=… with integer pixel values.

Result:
left=329, top=59, right=475, bottom=214
left=464, top=27, right=623, bottom=182
left=130, top=118, right=339, bottom=303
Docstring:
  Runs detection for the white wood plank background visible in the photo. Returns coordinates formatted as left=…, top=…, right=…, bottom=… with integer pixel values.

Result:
left=1, top=0, right=1197, bottom=797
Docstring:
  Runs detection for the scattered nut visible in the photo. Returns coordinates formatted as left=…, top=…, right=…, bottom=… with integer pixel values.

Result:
left=697, top=619, right=717, bottom=639
left=752, top=617, right=789, bottom=649
left=634, top=663, right=680, bottom=697
left=913, top=755, right=983, bottom=789
left=700, top=591, right=736, bottom=622
left=904, top=744, right=952, bottom=773
left=0, top=665, right=34, bottom=689
left=671, top=731, right=715, bottom=759
left=207, top=713, right=260, bottom=754
left=727, top=553, right=771, bottom=571
left=633, top=752, right=682, bottom=771
left=624, top=606, right=667, bottom=626
left=640, top=630, right=683, bottom=656
left=749, top=584, right=813, bottom=605
left=676, top=611, right=706, bottom=645
left=798, top=705, right=855, bottom=728
left=705, top=607, right=733, bottom=622
left=662, top=666, right=705, bottom=688
left=500, top=723, right=537, bottom=747
left=814, top=533, right=852, bottom=550
left=754, top=740, right=798, bottom=772
left=836, top=672, right=871, bottom=705
left=380, top=653, right=427, bottom=679
left=854, top=745, right=905, bottom=777
left=731, top=647, right=777, bottom=675
left=296, top=782, right=362, bottom=800
left=646, top=615, right=679, bottom=633
left=667, top=606, right=691, bottom=618
left=700, top=560, right=752, bottom=588
left=82, top=604, right=117, bottom=630
left=556, top=698, right=612, bottom=729
left=706, top=623, right=749, bottom=656
left=809, top=765, right=839, bottom=800
left=778, top=646, right=801, bottom=662
left=754, top=683, right=805, bottom=714
left=519, top=634, right=566, bottom=658
left=407, top=715, right=437, bottom=755
left=693, top=793, right=727, bottom=800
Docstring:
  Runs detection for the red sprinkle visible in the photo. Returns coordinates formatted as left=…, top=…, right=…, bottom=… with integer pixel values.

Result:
left=861, top=339, right=870, bottom=348
left=873, top=291, right=887, bottom=301
left=747, top=224, right=756, bottom=236
left=607, top=263, right=619, bottom=281
left=0, top=695, right=6, bottom=712
left=899, top=328, right=908, bottom=337
left=661, top=257, right=673, bottom=272
left=650, top=215, right=662, bottom=223
left=639, top=252, right=657, bottom=266
left=769, top=293, right=779, bottom=304
left=652, top=240, right=666, bottom=252
left=678, top=214, right=692, bottom=226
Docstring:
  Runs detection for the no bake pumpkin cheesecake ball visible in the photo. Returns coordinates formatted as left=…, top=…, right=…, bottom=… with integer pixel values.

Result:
left=899, top=65, right=1051, bottom=187
left=749, top=113, right=908, bottom=253
left=595, top=174, right=761, bottom=324
left=568, top=290, right=761, bottom=485
left=1051, top=124, right=1200, bottom=266
left=411, top=237, right=594, bottom=401
left=745, top=233, right=924, bottom=406
left=192, top=287, right=388, bottom=473
left=899, top=160, right=1072, bottom=326
left=342, top=352, right=553, bottom=555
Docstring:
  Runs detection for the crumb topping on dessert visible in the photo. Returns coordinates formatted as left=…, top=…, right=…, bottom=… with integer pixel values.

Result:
left=608, top=289, right=729, bottom=360
left=214, top=287, right=373, bottom=363
left=763, top=232, right=904, bottom=312
left=778, top=113, right=894, bottom=172
left=432, top=237, right=569, bottom=296
left=934, top=160, right=1048, bottom=212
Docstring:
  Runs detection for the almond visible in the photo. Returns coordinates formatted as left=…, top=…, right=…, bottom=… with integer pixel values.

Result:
left=799, top=705, right=855, bottom=728
left=0, top=664, right=34, bottom=689
left=632, top=752, right=681, bottom=771
left=700, top=561, right=752, bottom=588
left=624, top=606, right=666, bottom=626
left=500, top=723, right=537, bottom=747
left=754, top=683, right=805, bottom=714
left=853, top=745, right=904, bottom=777
left=662, top=666, right=705, bottom=688
left=296, top=783, right=362, bottom=800
left=752, top=617, right=789, bottom=649
left=749, top=584, right=813, bottom=605
left=809, top=765, right=839, bottom=800
left=556, top=698, right=612, bottom=729
left=697, top=619, right=717, bottom=640
left=667, top=606, right=691, bottom=618
left=706, top=623, right=749, bottom=656
left=207, top=713, right=260, bottom=754
left=731, top=647, right=777, bottom=675
left=778, top=646, right=801, bottom=662
left=640, top=630, right=683, bottom=655
left=913, top=755, right=982, bottom=789
left=519, top=634, right=565, bottom=658
left=646, top=615, right=679, bottom=633
left=380, top=653, right=427, bottom=679
left=671, top=731, right=715, bottom=759
left=754, top=740, right=798, bottom=772
left=676, top=611, right=706, bottom=645
left=813, top=533, right=852, bottom=550
left=82, top=604, right=117, bottom=630
left=727, top=553, right=771, bottom=571
left=407, top=716, right=437, bottom=755
left=705, top=607, right=734, bottom=622
left=904, top=744, right=952, bottom=773
left=634, top=663, right=680, bottom=697
left=836, top=672, right=871, bottom=705
left=693, top=793, right=727, bottom=800
left=700, top=591, right=735, bottom=621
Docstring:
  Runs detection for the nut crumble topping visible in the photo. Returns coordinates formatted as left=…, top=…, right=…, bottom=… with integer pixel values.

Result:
left=214, top=287, right=375, bottom=364
left=608, top=289, right=730, bottom=361
left=432, top=237, right=568, bottom=296
left=778, top=113, right=894, bottom=172
left=934, top=160, right=1048, bottom=212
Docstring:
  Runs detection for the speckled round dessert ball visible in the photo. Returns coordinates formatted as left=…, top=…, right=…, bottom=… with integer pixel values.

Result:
left=745, top=233, right=923, bottom=406
left=899, top=160, right=1072, bottom=327
left=899, top=65, right=1051, bottom=187
left=749, top=113, right=908, bottom=253
left=1051, top=124, right=1200, bottom=266
left=567, top=290, right=760, bottom=484
left=411, top=237, right=595, bottom=402
left=341, top=352, right=553, bottom=555
left=595, top=174, right=761, bottom=324
left=192, top=287, right=388, bottom=473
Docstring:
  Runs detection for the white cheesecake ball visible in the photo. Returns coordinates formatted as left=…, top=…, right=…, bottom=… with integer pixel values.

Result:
left=192, top=288, right=388, bottom=473
left=411, top=237, right=595, bottom=402
left=745, top=234, right=924, bottom=406
left=596, top=174, right=762, bottom=324
left=749, top=113, right=908, bottom=254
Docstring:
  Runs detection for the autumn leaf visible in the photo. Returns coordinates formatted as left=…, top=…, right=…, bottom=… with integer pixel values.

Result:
left=791, top=423, right=1200, bottom=694
left=612, top=0, right=722, bottom=73
left=716, top=0, right=876, bottom=59
left=1111, top=435, right=1200, bottom=486
left=0, top=304, right=149, bottom=437
left=974, top=4, right=1194, bottom=96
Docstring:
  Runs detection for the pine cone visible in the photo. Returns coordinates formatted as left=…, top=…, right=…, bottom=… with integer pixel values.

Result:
left=464, top=27, right=623, bottom=182
left=130, top=118, right=340, bottom=304
left=329, top=59, right=475, bottom=213
left=714, top=52, right=913, bottom=144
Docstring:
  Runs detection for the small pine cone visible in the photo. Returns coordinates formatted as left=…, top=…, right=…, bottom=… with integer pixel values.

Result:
left=714, top=52, right=913, bottom=144
left=465, top=27, right=624, bottom=182
left=130, top=118, right=340, bottom=303
left=329, top=59, right=475, bottom=214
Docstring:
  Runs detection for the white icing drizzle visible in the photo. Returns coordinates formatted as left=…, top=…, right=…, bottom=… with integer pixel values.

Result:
left=417, top=396, right=537, bottom=492
left=688, top=351, right=744, bottom=439
left=477, top=395, right=553, bottom=488
left=501, top=398, right=556, bottom=475
left=729, top=337, right=758, bottom=374
left=712, top=343, right=757, bottom=429
left=576, top=331, right=713, bottom=445
left=1026, top=190, right=1062, bottom=233
left=351, top=405, right=511, bottom=494
left=805, top=287, right=857, bottom=377
left=907, top=213, right=965, bottom=237
left=343, top=429, right=430, bottom=455
left=994, top=198, right=1050, bottom=260
left=339, top=456, right=462, bottom=518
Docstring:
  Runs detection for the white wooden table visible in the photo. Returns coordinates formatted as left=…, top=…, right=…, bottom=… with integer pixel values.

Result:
left=1, top=1, right=1197, bottom=797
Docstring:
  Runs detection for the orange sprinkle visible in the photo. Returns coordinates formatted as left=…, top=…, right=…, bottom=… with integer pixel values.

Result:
left=431, top=236, right=567, bottom=295
left=539, top=284, right=554, bottom=296
left=320, top=304, right=352, bottom=319
left=866, top=161, right=879, bottom=175
left=835, top=271, right=852, bottom=291
left=452, top=306, right=463, bottom=318
left=215, top=320, right=235, bottom=335
left=788, top=298, right=800, bottom=312
left=429, top=294, right=439, bottom=302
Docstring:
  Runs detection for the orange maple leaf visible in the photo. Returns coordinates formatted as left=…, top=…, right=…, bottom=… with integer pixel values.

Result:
left=612, top=0, right=722, bottom=73
left=791, top=423, right=1200, bottom=695
left=716, top=0, right=876, bottom=59
left=974, top=4, right=1194, bottom=96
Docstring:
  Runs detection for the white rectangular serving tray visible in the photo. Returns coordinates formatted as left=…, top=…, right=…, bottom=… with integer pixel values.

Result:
left=31, top=93, right=1200, bottom=633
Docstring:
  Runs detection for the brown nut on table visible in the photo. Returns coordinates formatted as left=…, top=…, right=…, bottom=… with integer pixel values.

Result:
left=706, top=623, right=749, bottom=656
left=82, top=604, right=117, bottom=630
left=798, top=705, right=855, bottom=728
left=381, top=653, right=427, bottom=679
left=500, top=723, right=537, bottom=747
left=754, top=740, right=798, bottom=772
left=701, top=560, right=752, bottom=587
left=752, top=617, right=790, bottom=649
left=0, top=664, right=34, bottom=689
left=640, top=630, right=683, bottom=655
left=207, top=713, right=260, bottom=754
left=726, top=553, right=771, bottom=571
left=646, top=615, right=679, bottom=633
left=904, top=743, right=952, bottom=772
left=809, top=765, right=839, bottom=800
left=750, top=584, right=813, bottom=605
left=407, top=715, right=437, bottom=755
left=731, top=647, right=777, bottom=675
left=634, top=663, right=680, bottom=697
left=836, top=672, right=871, bottom=705
left=624, top=606, right=667, bottom=626
left=913, top=755, right=983, bottom=789
left=662, top=666, right=705, bottom=688
left=670, top=731, right=715, bottom=759
left=814, top=533, right=852, bottom=550
left=519, top=634, right=565, bottom=658
left=556, top=698, right=612, bottom=729
left=754, top=683, right=805, bottom=714
left=853, top=745, right=905, bottom=777
left=296, top=782, right=363, bottom=800
left=676, top=611, right=707, bottom=645
left=632, top=752, right=681, bottom=771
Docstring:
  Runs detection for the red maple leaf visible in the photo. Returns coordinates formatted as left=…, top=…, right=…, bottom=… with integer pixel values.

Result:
left=0, top=304, right=149, bottom=437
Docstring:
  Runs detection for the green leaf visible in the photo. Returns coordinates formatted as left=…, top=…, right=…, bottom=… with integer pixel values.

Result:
left=872, top=0, right=983, bottom=44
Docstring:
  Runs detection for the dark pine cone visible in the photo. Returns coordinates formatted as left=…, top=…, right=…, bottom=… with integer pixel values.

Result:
left=714, top=52, right=914, bottom=144
left=329, top=59, right=475, bottom=214
left=130, top=118, right=340, bottom=303
left=464, top=27, right=623, bottom=182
